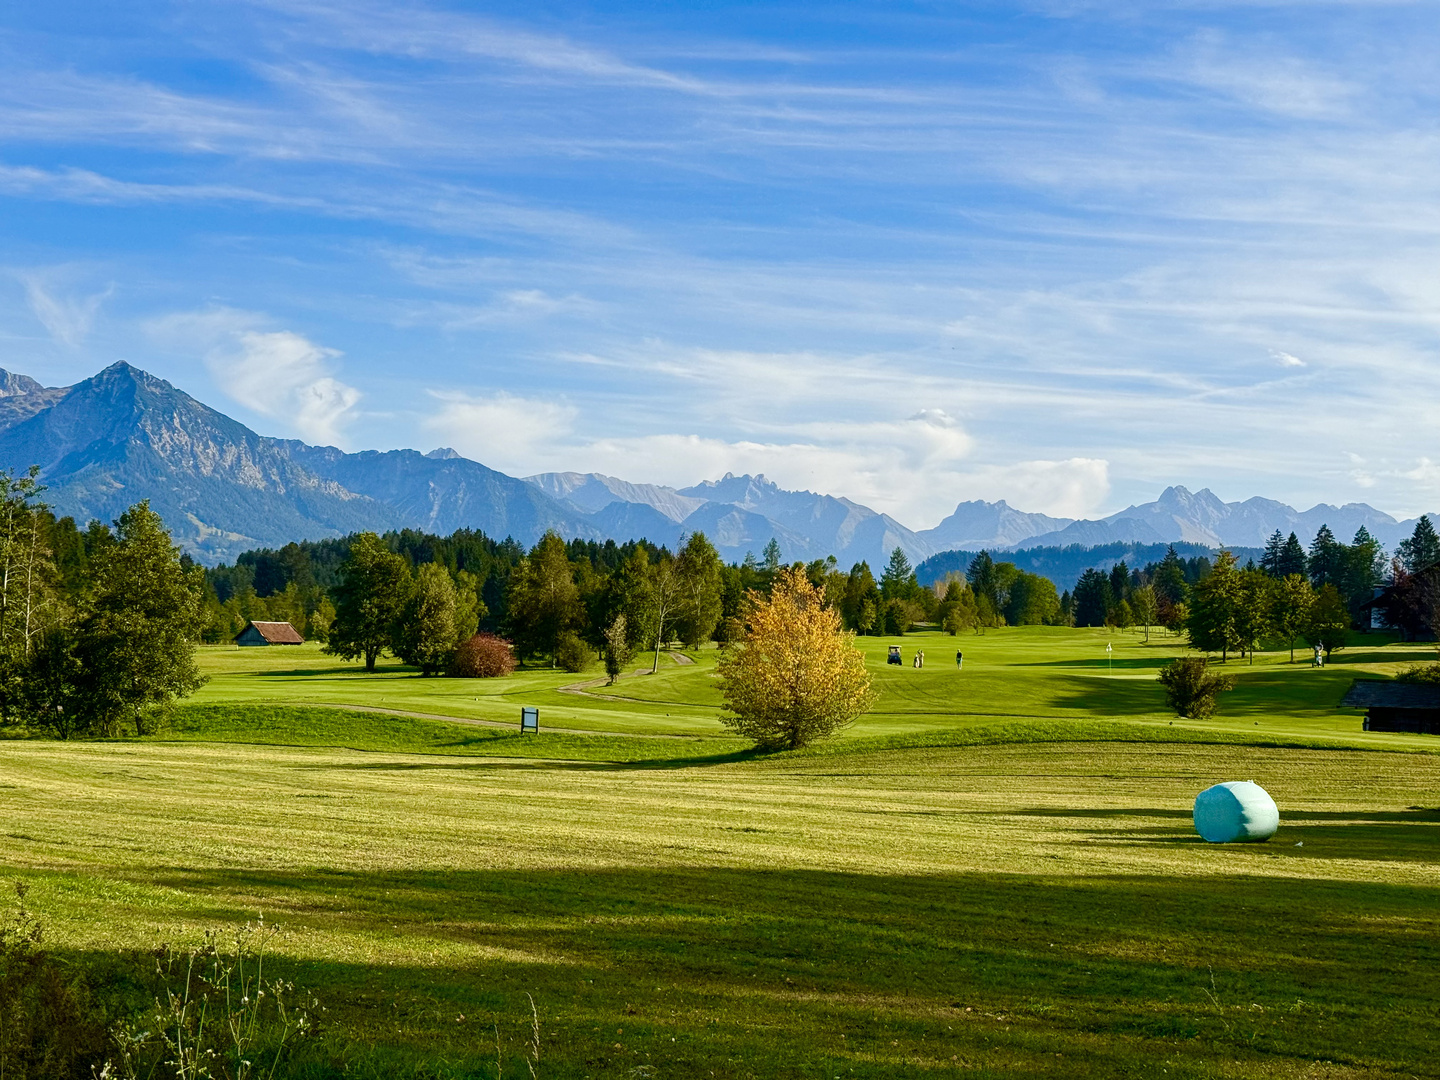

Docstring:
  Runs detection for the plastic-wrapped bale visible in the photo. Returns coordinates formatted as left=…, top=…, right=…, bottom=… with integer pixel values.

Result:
left=1192, top=781, right=1279, bottom=843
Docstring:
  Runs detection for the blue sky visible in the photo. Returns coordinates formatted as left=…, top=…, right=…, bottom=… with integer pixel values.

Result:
left=3, top=1, right=1440, bottom=528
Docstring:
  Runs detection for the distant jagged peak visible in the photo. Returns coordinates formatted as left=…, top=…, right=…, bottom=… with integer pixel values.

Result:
left=0, top=369, right=49, bottom=398
left=425, top=447, right=462, bottom=460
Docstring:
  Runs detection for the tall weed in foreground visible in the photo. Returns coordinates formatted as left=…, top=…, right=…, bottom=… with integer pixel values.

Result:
left=103, top=918, right=320, bottom=1080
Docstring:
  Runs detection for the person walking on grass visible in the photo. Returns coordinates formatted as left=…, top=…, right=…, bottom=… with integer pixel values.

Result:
left=955, top=650, right=963, bottom=669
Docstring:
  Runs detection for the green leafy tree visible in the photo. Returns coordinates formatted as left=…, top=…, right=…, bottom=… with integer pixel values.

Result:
left=326, top=532, right=412, bottom=672
left=1233, top=568, right=1273, bottom=663
left=453, top=570, right=485, bottom=642
left=1005, top=571, right=1059, bottom=626
left=1109, top=599, right=1134, bottom=630
left=1130, top=584, right=1158, bottom=643
left=19, top=627, right=83, bottom=739
left=603, top=613, right=632, bottom=685
left=643, top=552, right=683, bottom=672
left=1186, top=550, right=1241, bottom=660
left=1270, top=573, right=1315, bottom=662
left=1304, top=584, right=1351, bottom=658
left=0, top=469, right=60, bottom=725
left=674, top=532, right=724, bottom=648
left=506, top=532, right=582, bottom=666
left=392, top=562, right=461, bottom=675
left=71, top=502, right=207, bottom=735
left=939, top=578, right=978, bottom=635
left=842, top=562, right=881, bottom=635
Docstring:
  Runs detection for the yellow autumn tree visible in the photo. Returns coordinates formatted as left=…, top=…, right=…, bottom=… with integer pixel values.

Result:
left=717, top=566, right=875, bottom=750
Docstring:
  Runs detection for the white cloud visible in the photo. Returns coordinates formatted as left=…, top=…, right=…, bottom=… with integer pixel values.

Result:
left=1175, top=38, right=1357, bottom=121
left=422, top=389, right=1087, bottom=524
left=147, top=308, right=361, bottom=445
left=940, top=458, right=1112, bottom=521
left=1270, top=349, right=1306, bottom=368
left=424, top=390, right=579, bottom=475
left=20, top=273, right=112, bottom=346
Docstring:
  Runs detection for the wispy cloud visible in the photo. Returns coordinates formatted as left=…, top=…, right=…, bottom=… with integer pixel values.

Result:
left=19, top=272, right=113, bottom=347
left=5, top=1, right=1440, bottom=521
left=146, top=308, right=361, bottom=446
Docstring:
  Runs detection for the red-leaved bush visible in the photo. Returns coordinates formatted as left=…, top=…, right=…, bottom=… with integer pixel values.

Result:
left=449, top=633, right=517, bottom=678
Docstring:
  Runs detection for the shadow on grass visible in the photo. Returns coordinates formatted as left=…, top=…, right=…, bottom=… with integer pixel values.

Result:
left=291, top=744, right=769, bottom=772
left=1045, top=675, right=1169, bottom=716
left=67, top=862, right=1440, bottom=1078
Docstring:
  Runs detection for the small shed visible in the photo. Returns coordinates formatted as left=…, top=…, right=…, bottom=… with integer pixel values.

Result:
left=235, top=620, right=305, bottom=647
left=1341, top=680, right=1440, bottom=735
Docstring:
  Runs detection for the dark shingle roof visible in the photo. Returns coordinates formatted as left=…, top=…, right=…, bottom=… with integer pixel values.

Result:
left=1340, top=680, right=1440, bottom=710
left=242, top=620, right=304, bottom=644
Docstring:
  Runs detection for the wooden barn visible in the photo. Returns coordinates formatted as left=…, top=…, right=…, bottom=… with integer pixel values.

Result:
left=1341, top=680, right=1440, bottom=735
left=235, top=620, right=305, bottom=647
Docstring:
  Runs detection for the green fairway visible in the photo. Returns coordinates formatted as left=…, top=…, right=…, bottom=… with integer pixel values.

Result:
left=3, top=627, right=1438, bottom=1077
left=190, top=627, right=1440, bottom=748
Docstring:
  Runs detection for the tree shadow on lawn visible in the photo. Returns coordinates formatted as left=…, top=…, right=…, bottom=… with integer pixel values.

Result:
left=95, top=862, right=1440, bottom=1077
left=1048, top=671, right=1369, bottom=718
left=1010, top=806, right=1440, bottom=863
left=291, top=746, right=767, bottom=772
left=1044, top=676, right=1169, bottom=717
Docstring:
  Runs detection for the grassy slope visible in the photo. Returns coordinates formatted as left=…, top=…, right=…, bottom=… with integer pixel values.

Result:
left=2, top=628, right=1438, bottom=1077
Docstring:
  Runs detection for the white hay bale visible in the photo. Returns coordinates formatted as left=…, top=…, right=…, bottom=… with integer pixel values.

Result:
left=1192, top=781, right=1279, bottom=843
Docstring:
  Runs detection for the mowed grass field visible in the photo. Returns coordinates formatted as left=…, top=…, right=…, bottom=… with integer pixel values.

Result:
left=2, top=627, right=1439, bottom=1077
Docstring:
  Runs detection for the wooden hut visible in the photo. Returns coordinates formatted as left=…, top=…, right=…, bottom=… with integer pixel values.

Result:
left=235, top=620, right=305, bottom=647
left=1341, top=680, right=1440, bottom=735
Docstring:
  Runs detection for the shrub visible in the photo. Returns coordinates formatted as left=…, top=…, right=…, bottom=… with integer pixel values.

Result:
left=1396, top=663, right=1440, bottom=685
left=1157, top=657, right=1235, bottom=719
left=449, top=634, right=516, bottom=678
left=555, top=631, right=595, bottom=674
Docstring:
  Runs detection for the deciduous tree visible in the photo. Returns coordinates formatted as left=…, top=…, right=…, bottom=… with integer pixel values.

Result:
left=716, top=567, right=874, bottom=750
left=393, top=562, right=461, bottom=675
left=1270, top=574, right=1315, bottom=662
left=507, top=532, right=582, bottom=666
left=674, top=532, right=724, bottom=648
left=1186, top=550, right=1241, bottom=660
left=326, top=532, right=411, bottom=672
left=1304, top=584, right=1351, bottom=658
left=1130, top=584, right=1157, bottom=643
left=71, top=502, right=207, bottom=734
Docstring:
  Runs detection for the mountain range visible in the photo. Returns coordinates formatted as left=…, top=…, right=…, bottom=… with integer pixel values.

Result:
left=0, top=362, right=1432, bottom=568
